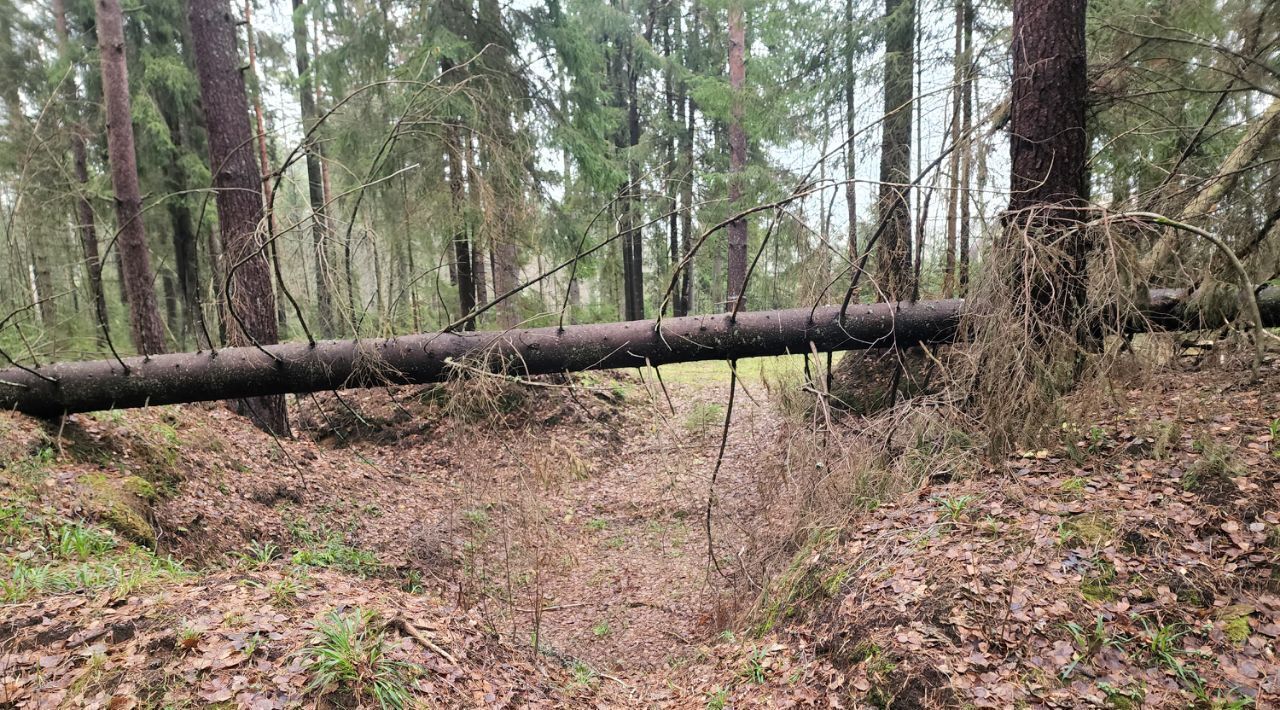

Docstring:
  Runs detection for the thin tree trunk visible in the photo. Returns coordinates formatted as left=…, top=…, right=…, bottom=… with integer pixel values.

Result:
left=53, top=0, right=109, bottom=346
left=246, top=0, right=286, bottom=333
left=679, top=0, right=699, bottom=315
left=877, top=0, right=914, bottom=302
left=958, top=0, right=972, bottom=294
left=942, top=0, right=963, bottom=298
left=843, top=0, right=858, bottom=301
left=96, top=0, right=166, bottom=355
left=725, top=1, right=748, bottom=312
left=292, top=0, right=334, bottom=337
left=189, top=0, right=288, bottom=435
left=447, top=123, right=476, bottom=329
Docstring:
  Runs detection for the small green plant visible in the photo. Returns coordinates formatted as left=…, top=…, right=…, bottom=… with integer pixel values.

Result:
left=300, top=609, right=419, bottom=709
left=706, top=689, right=730, bottom=710
left=740, top=648, right=768, bottom=684
left=291, top=535, right=381, bottom=576
left=56, top=524, right=116, bottom=561
left=1137, top=617, right=1206, bottom=688
left=591, top=620, right=611, bottom=637
left=267, top=576, right=303, bottom=606
left=683, top=402, right=724, bottom=434
left=1060, top=477, right=1087, bottom=496
left=176, top=624, right=203, bottom=652
left=1268, top=419, right=1280, bottom=458
left=1097, top=681, right=1145, bottom=709
left=934, top=494, right=976, bottom=524
left=399, top=569, right=424, bottom=594
left=568, top=660, right=599, bottom=690
left=462, top=508, right=490, bottom=529
left=1061, top=616, right=1127, bottom=679
left=585, top=518, right=607, bottom=532
left=239, top=540, right=280, bottom=569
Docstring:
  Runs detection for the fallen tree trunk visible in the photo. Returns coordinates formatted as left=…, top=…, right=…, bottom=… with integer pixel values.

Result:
left=2, top=288, right=1277, bottom=418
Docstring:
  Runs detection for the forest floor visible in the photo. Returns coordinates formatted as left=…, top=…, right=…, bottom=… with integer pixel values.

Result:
left=0, top=349, right=1277, bottom=708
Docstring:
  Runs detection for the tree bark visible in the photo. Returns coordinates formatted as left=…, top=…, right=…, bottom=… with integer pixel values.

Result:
left=53, top=0, right=110, bottom=346
left=942, top=0, right=963, bottom=298
left=957, top=0, right=972, bottom=295
left=5, top=288, right=1274, bottom=418
left=291, top=0, right=334, bottom=337
left=843, top=0, right=858, bottom=299
left=189, top=0, right=288, bottom=436
left=725, top=1, right=748, bottom=312
left=876, top=0, right=914, bottom=302
left=1009, top=0, right=1088, bottom=329
left=447, top=123, right=476, bottom=329
left=96, top=0, right=167, bottom=355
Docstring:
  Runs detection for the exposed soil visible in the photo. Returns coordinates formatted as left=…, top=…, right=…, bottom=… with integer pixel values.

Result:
left=2, top=356, right=1278, bottom=707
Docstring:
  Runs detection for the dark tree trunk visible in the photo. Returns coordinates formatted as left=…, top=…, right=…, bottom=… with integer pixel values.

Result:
left=155, top=93, right=203, bottom=348
left=725, top=1, right=747, bottom=312
left=96, top=0, right=167, bottom=355
left=189, top=0, right=288, bottom=436
left=292, top=0, right=334, bottom=337
left=53, top=0, right=109, bottom=345
left=447, top=124, right=476, bottom=329
left=679, top=0, right=699, bottom=316
left=1008, top=0, right=1088, bottom=327
left=6, top=288, right=1274, bottom=418
left=876, top=0, right=914, bottom=302
left=623, top=41, right=645, bottom=321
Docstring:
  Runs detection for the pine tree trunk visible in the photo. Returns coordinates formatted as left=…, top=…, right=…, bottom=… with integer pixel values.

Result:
left=679, top=0, right=699, bottom=316
left=876, top=0, right=914, bottom=302
left=189, top=0, right=288, bottom=436
left=1008, top=0, right=1087, bottom=328
left=624, top=41, right=645, bottom=321
left=246, top=0, right=286, bottom=333
left=942, top=0, right=963, bottom=298
left=843, top=0, right=858, bottom=298
left=446, top=123, right=476, bottom=330
left=53, top=0, right=110, bottom=346
left=96, top=0, right=167, bottom=355
left=725, top=1, right=748, bottom=312
left=291, top=0, right=334, bottom=337
left=958, top=0, right=972, bottom=294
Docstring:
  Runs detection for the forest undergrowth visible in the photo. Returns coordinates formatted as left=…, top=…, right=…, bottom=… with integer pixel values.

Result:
left=1, top=330, right=1278, bottom=707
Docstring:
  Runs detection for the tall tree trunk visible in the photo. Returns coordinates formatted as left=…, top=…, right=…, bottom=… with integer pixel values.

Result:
left=292, top=0, right=334, bottom=337
left=96, top=0, right=166, bottom=355
left=154, top=92, right=203, bottom=349
left=725, top=1, right=747, bottom=312
left=447, top=124, right=476, bottom=329
left=679, top=0, right=699, bottom=316
left=843, top=0, right=858, bottom=300
left=466, top=134, right=488, bottom=309
left=246, top=0, right=287, bottom=332
left=876, top=0, right=914, bottom=302
left=958, top=0, right=972, bottom=294
left=189, top=0, right=288, bottom=435
left=942, top=0, right=963, bottom=298
left=664, top=4, right=681, bottom=316
left=622, top=39, right=645, bottom=321
left=53, top=0, right=109, bottom=345
left=1008, top=0, right=1087, bottom=328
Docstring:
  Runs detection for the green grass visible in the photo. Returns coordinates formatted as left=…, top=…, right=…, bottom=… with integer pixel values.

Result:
left=300, top=608, right=419, bottom=709
left=656, top=354, right=814, bottom=387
